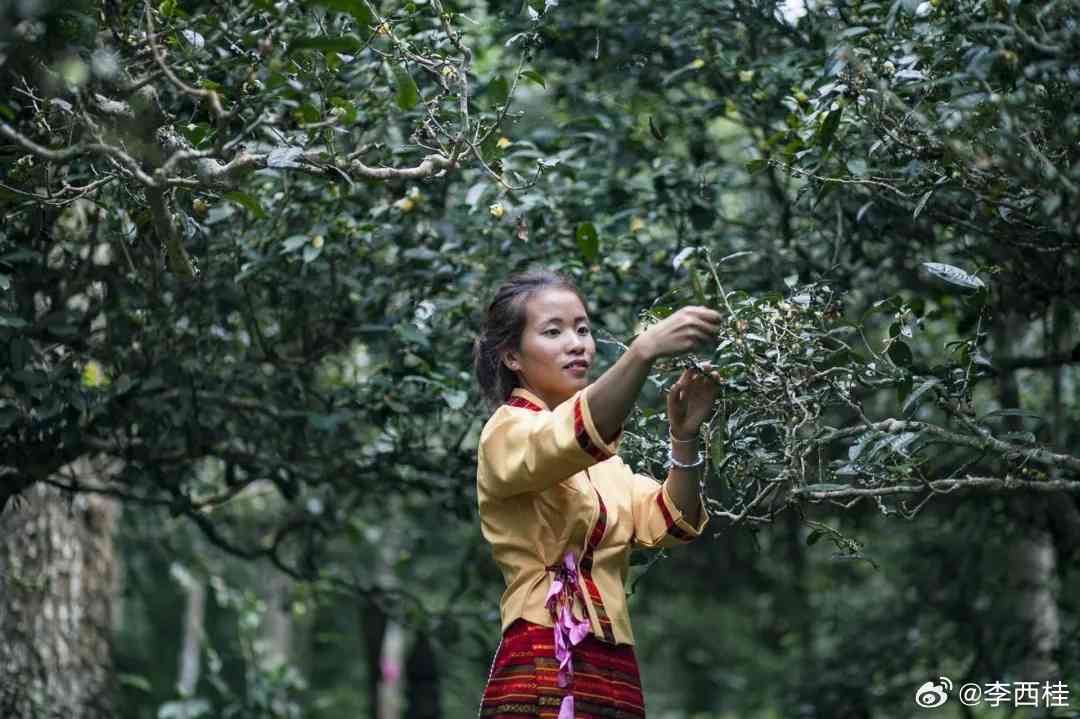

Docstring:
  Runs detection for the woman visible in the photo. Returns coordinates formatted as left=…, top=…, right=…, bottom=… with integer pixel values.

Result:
left=472, top=268, right=724, bottom=717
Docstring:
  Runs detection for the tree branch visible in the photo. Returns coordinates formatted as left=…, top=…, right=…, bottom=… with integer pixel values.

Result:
left=792, top=475, right=1080, bottom=500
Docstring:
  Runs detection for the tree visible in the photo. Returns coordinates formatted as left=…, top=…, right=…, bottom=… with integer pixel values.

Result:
left=0, top=458, right=119, bottom=719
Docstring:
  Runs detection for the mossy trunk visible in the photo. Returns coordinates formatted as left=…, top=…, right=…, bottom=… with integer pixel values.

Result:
left=0, top=459, right=119, bottom=719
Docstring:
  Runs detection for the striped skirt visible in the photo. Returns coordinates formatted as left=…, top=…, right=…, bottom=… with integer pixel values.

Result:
left=478, top=617, right=645, bottom=718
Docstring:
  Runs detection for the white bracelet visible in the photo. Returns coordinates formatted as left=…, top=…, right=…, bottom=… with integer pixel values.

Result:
left=667, top=446, right=705, bottom=470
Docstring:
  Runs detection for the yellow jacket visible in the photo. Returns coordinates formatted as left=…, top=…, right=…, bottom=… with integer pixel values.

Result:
left=476, top=386, right=710, bottom=646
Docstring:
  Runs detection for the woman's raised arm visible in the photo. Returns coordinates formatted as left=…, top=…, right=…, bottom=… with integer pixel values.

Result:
left=586, top=305, right=723, bottom=442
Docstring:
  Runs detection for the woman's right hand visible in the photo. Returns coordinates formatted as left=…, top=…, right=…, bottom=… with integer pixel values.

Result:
left=632, top=305, right=724, bottom=362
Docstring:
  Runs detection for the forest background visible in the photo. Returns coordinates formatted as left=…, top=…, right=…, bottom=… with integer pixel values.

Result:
left=1, top=0, right=1079, bottom=717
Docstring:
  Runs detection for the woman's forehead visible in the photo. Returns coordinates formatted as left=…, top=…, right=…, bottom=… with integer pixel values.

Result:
left=525, top=288, right=587, bottom=324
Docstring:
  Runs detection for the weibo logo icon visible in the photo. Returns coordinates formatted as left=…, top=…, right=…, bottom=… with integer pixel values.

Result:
left=914, top=677, right=953, bottom=708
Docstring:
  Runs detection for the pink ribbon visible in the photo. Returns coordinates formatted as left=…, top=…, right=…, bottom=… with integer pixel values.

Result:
left=544, top=549, right=591, bottom=719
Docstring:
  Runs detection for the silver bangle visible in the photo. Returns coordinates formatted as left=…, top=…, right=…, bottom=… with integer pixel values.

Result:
left=667, top=446, right=705, bottom=470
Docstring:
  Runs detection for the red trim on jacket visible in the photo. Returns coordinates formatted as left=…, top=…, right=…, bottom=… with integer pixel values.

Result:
left=579, top=477, right=616, bottom=644
left=573, top=396, right=617, bottom=461
left=506, top=395, right=543, bottom=413
left=656, top=490, right=694, bottom=541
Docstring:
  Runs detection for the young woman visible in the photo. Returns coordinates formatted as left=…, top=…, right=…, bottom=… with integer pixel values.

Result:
left=472, top=268, right=724, bottom=718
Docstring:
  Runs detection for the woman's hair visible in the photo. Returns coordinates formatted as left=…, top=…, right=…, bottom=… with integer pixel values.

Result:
left=473, top=268, right=586, bottom=411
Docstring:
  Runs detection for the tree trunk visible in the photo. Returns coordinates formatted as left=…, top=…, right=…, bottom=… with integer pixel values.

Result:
left=360, top=512, right=406, bottom=719
left=173, top=564, right=207, bottom=697
left=784, top=507, right=814, bottom=702
left=996, top=313, right=1061, bottom=682
left=404, top=633, right=441, bottom=719
left=361, top=598, right=388, bottom=719
left=260, top=563, right=293, bottom=669
left=0, top=456, right=120, bottom=719
left=377, top=620, right=406, bottom=719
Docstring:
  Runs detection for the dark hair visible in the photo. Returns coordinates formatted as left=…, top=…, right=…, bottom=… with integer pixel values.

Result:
left=473, top=268, right=587, bottom=411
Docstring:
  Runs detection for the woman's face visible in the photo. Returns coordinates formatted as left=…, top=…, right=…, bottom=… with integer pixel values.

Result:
left=501, top=287, right=595, bottom=409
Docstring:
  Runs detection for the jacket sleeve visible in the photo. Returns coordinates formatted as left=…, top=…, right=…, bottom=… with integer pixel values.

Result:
left=478, top=388, right=622, bottom=499
left=629, top=472, right=710, bottom=549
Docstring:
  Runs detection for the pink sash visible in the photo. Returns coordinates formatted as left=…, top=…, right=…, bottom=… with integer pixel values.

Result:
left=544, top=549, right=592, bottom=719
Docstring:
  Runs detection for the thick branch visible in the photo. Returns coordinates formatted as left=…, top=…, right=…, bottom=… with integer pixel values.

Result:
left=792, top=475, right=1080, bottom=499
left=0, top=121, right=156, bottom=186
left=817, top=418, right=1080, bottom=474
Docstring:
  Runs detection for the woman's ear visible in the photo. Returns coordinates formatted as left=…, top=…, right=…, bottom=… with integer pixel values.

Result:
left=501, top=350, right=519, bottom=372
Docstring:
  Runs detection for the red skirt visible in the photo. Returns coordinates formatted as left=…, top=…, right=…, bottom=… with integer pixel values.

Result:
left=478, top=617, right=646, bottom=718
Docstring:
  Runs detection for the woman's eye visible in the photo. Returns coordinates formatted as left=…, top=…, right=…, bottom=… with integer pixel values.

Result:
left=578, top=326, right=590, bottom=334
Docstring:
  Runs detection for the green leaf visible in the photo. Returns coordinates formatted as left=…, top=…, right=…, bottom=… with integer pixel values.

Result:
left=806, top=529, right=825, bottom=545
left=0, top=314, right=28, bottom=328
left=839, top=26, right=871, bottom=38
left=648, top=115, right=666, bottom=143
left=902, top=378, right=941, bottom=414
left=394, top=66, right=420, bottom=111
left=303, top=243, right=323, bottom=263
left=848, top=434, right=872, bottom=461
left=327, top=96, right=358, bottom=125
left=223, top=192, right=266, bottom=218
left=0, top=273, right=9, bottom=290
left=307, top=0, right=375, bottom=28
left=881, top=432, right=920, bottom=458
left=288, top=35, right=363, bottom=54
left=815, top=108, right=843, bottom=152
left=395, top=323, right=430, bottom=349
left=922, top=262, right=985, bottom=290
left=9, top=337, right=30, bottom=370
left=978, top=408, right=1045, bottom=423
left=520, top=69, right=546, bottom=88
left=295, top=103, right=320, bottom=125
left=888, top=340, right=913, bottom=368
left=441, top=389, right=467, bottom=410
left=913, top=189, right=933, bottom=219
left=281, top=235, right=308, bottom=253
left=308, top=412, right=347, bottom=431
left=488, top=76, right=510, bottom=107
left=575, top=222, right=599, bottom=261
left=745, top=159, right=767, bottom=174
left=896, top=375, right=913, bottom=405
left=117, top=673, right=153, bottom=694
left=480, top=132, right=501, bottom=162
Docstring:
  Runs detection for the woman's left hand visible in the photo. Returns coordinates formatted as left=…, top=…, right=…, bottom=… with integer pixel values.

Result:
left=667, top=362, right=723, bottom=438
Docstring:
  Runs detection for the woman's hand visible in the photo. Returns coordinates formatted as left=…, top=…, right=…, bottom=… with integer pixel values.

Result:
left=631, top=306, right=723, bottom=363
left=667, top=361, right=723, bottom=437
